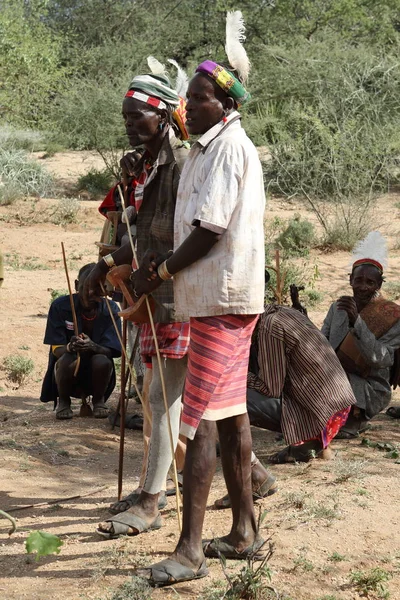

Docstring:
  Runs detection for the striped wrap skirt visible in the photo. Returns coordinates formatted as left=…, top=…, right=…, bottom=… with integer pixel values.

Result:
left=180, top=314, right=258, bottom=440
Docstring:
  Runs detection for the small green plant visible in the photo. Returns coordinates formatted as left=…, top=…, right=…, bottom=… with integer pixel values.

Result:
left=3, top=354, right=34, bottom=385
left=333, top=458, right=368, bottom=483
left=293, top=554, right=314, bottom=571
left=50, top=197, right=80, bottom=225
left=328, top=552, right=346, bottom=562
left=276, top=214, right=316, bottom=256
left=350, top=567, right=391, bottom=598
left=77, top=168, right=113, bottom=198
left=49, top=288, right=68, bottom=304
left=25, top=530, right=63, bottom=561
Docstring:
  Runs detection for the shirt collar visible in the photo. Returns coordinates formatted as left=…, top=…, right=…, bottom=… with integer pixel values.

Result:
left=196, top=111, right=241, bottom=148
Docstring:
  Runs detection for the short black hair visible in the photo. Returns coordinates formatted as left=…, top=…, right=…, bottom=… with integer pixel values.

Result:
left=77, top=263, right=97, bottom=281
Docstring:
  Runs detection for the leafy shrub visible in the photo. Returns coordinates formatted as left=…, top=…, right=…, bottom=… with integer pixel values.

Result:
left=49, top=288, right=68, bottom=304
left=0, top=149, right=53, bottom=198
left=3, top=354, right=34, bottom=385
left=50, top=197, right=79, bottom=225
left=276, top=214, right=315, bottom=256
left=77, top=168, right=114, bottom=198
left=108, top=578, right=152, bottom=600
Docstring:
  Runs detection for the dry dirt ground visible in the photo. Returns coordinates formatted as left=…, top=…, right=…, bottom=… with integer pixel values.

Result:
left=1, top=152, right=400, bottom=600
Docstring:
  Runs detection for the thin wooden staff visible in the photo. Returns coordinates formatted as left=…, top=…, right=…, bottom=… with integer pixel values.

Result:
left=61, top=242, right=80, bottom=376
left=100, top=285, right=152, bottom=426
left=118, top=317, right=127, bottom=501
left=117, top=184, right=182, bottom=531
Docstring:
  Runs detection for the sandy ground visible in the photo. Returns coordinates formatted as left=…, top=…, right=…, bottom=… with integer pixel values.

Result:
left=1, top=151, right=400, bottom=600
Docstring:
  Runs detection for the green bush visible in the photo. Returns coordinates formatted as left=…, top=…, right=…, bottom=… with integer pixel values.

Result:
left=49, top=288, right=68, bottom=304
left=50, top=197, right=80, bottom=225
left=276, top=214, right=315, bottom=256
left=0, top=149, right=53, bottom=198
left=77, top=168, right=114, bottom=198
left=3, top=354, right=34, bottom=385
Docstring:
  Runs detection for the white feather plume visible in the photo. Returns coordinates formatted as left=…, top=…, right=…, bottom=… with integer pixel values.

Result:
left=147, top=56, right=167, bottom=76
left=168, top=59, right=189, bottom=97
left=351, top=231, right=388, bottom=269
left=225, top=10, right=250, bottom=84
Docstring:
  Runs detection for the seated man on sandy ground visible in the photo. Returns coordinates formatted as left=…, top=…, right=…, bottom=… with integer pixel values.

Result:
left=322, top=231, right=400, bottom=438
left=40, top=263, right=121, bottom=419
left=246, top=303, right=356, bottom=464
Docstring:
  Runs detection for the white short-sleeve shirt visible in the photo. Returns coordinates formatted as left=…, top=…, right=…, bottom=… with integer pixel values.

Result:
left=173, top=112, right=266, bottom=320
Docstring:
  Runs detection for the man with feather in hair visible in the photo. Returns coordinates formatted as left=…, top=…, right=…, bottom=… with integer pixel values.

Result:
left=322, top=231, right=400, bottom=438
left=133, top=11, right=268, bottom=587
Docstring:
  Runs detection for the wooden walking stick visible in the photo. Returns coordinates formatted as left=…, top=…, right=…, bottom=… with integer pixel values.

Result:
left=116, top=184, right=182, bottom=531
left=61, top=242, right=80, bottom=377
left=118, top=316, right=127, bottom=501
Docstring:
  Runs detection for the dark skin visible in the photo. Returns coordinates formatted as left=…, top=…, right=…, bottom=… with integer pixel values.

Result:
left=130, top=74, right=259, bottom=576
left=83, top=96, right=169, bottom=303
left=55, top=273, right=114, bottom=419
left=337, top=264, right=382, bottom=327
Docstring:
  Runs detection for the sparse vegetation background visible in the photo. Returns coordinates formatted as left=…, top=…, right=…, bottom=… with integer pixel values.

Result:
left=1, top=1, right=400, bottom=246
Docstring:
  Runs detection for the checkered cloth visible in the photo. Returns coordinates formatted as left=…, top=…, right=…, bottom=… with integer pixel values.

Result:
left=140, top=322, right=190, bottom=366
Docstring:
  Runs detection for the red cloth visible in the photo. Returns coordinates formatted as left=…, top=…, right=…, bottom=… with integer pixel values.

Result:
left=140, top=322, right=190, bottom=366
left=181, top=314, right=258, bottom=440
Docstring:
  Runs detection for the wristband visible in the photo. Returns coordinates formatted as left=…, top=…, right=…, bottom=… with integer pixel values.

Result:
left=103, top=254, right=116, bottom=269
left=158, top=260, right=173, bottom=281
left=66, top=342, right=72, bottom=353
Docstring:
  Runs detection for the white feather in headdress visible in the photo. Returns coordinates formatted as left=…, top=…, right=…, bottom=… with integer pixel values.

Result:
left=167, top=59, right=189, bottom=97
left=351, top=231, right=388, bottom=270
left=225, top=10, right=251, bottom=84
left=147, top=56, right=167, bottom=77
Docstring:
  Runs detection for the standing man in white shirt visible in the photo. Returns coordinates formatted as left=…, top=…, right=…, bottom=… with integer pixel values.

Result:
left=133, top=59, right=266, bottom=586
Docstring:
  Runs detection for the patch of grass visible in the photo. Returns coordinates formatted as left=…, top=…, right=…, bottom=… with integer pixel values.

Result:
left=305, top=500, right=340, bottom=521
left=293, top=555, right=314, bottom=572
left=3, top=354, right=34, bottom=385
left=5, top=252, right=49, bottom=270
left=285, top=491, right=309, bottom=510
left=356, top=488, right=370, bottom=496
left=107, top=578, right=152, bottom=600
left=50, top=197, right=80, bottom=225
left=77, top=168, right=113, bottom=198
left=350, top=567, right=391, bottom=598
left=328, top=552, right=346, bottom=562
left=0, top=148, right=53, bottom=198
left=332, top=458, right=368, bottom=483
left=18, top=345, right=30, bottom=350
left=0, top=438, right=24, bottom=450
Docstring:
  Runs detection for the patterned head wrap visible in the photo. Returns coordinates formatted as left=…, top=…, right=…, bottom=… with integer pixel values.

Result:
left=125, top=73, right=188, bottom=140
left=195, top=60, right=251, bottom=107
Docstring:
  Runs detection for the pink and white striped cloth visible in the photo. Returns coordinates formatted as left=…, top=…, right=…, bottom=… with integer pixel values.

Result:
left=180, top=314, right=258, bottom=440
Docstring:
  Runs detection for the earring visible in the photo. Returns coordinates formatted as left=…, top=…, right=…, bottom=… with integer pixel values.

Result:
left=159, top=122, right=164, bottom=130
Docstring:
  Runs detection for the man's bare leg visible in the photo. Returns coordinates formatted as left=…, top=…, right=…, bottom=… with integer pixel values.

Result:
left=54, top=353, right=77, bottom=419
left=217, top=413, right=258, bottom=549
left=163, top=419, right=217, bottom=569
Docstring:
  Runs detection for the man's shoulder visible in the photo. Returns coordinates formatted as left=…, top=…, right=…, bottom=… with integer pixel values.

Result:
left=50, top=295, right=71, bottom=311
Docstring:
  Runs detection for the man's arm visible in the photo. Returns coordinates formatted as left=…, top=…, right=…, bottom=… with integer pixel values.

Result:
left=321, top=303, right=334, bottom=339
